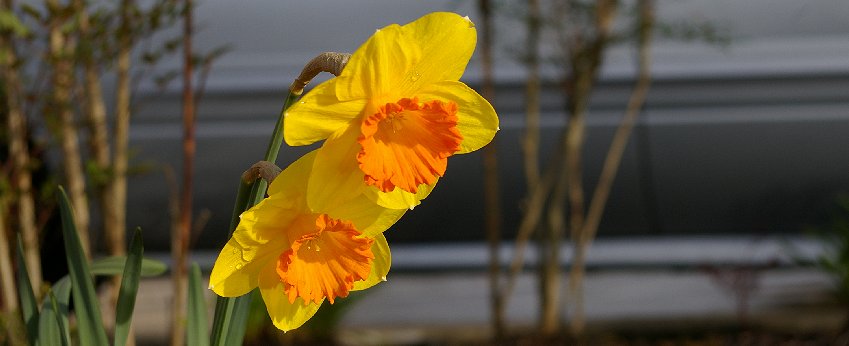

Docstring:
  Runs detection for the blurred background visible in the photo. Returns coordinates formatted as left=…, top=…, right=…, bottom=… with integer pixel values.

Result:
left=3, top=0, right=849, bottom=344
left=129, top=0, right=849, bottom=246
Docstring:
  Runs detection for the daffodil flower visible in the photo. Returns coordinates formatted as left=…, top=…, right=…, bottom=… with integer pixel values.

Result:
left=284, top=12, right=499, bottom=210
left=209, top=150, right=404, bottom=331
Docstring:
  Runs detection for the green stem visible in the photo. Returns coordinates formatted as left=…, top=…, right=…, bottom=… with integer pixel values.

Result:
left=263, top=93, right=299, bottom=164
left=209, top=92, right=298, bottom=346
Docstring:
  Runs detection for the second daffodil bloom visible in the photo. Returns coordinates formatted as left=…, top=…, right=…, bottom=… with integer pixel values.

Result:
left=209, top=151, right=404, bottom=331
left=284, top=12, right=499, bottom=210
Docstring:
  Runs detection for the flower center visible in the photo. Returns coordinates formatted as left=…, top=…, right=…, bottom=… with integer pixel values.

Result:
left=357, top=97, right=463, bottom=193
left=276, top=214, right=374, bottom=305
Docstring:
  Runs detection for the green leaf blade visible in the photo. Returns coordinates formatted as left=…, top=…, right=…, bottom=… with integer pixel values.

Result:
left=90, top=256, right=168, bottom=277
left=58, top=187, right=109, bottom=346
left=114, top=228, right=144, bottom=346
left=38, top=289, right=70, bottom=346
left=15, top=235, right=39, bottom=345
left=187, top=263, right=210, bottom=346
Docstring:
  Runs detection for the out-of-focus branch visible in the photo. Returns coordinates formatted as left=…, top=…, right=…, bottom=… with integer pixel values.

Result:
left=478, top=0, right=505, bottom=339
left=1, top=0, right=41, bottom=290
left=501, top=0, right=546, bottom=322
left=110, top=0, right=133, bottom=260
left=171, top=0, right=195, bottom=344
left=0, top=197, right=16, bottom=313
left=504, top=167, right=553, bottom=298
left=75, top=0, right=113, bottom=255
left=523, top=0, right=542, bottom=191
left=48, top=0, right=91, bottom=259
left=568, top=0, right=649, bottom=335
left=539, top=0, right=619, bottom=334
left=583, top=0, right=654, bottom=243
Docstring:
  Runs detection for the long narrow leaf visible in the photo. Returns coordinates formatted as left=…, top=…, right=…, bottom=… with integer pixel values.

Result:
left=90, top=256, right=167, bottom=277
left=114, top=228, right=144, bottom=346
left=48, top=291, right=70, bottom=346
left=187, top=263, right=210, bottom=346
left=38, top=289, right=70, bottom=346
left=210, top=294, right=252, bottom=346
left=15, top=235, right=39, bottom=345
left=51, top=277, right=72, bottom=343
left=222, top=293, right=252, bottom=345
left=210, top=179, right=255, bottom=346
left=57, top=187, right=108, bottom=346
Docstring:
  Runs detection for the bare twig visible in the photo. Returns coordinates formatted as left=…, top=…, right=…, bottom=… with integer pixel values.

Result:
left=477, top=0, right=505, bottom=338
left=583, top=0, right=654, bottom=243
left=0, top=197, right=16, bottom=313
left=523, top=0, right=542, bottom=191
left=171, top=0, right=195, bottom=344
left=75, top=0, right=114, bottom=256
left=48, top=0, right=91, bottom=258
left=109, top=0, right=133, bottom=261
left=568, top=0, right=651, bottom=334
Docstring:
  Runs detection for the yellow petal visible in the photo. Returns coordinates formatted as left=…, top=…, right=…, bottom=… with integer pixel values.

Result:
left=396, top=12, right=477, bottom=96
left=364, top=181, right=436, bottom=210
left=267, top=149, right=317, bottom=197
left=306, top=123, right=366, bottom=212
left=335, top=24, right=420, bottom=101
left=353, top=233, right=391, bottom=291
left=258, top=261, right=322, bottom=332
left=327, top=193, right=406, bottom=238
left=209, top=196, right=298, bottom=297
left=417, top=80, right=498, bottom=154
left=283, top=80, right=367, bottom=146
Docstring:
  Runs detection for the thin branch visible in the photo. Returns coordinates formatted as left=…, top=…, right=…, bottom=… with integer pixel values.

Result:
left=75, top=0, right=113, bottom=255
left=568, top=0, right=645, bottom=335
left=110, top=0, right=133, bottom=259
left=48, top=0, right=91, bottom=259
left=504, top=167, right=554, bottom=299
left=477, top=0, right=505, bottom=338
left=583, top=0, right=654, bottom=242
left=171, top=0, right=195, bottom=344
left=500, top=0, right=545, bottom=325
left=523, top=0, right=542, bottom=190
left=0, top=197, right=16, bottom=313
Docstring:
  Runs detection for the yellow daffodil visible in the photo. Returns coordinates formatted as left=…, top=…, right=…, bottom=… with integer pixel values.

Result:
left=284, top=12, right=499, bottom=210
left=209, top=150, right=404, bottom=331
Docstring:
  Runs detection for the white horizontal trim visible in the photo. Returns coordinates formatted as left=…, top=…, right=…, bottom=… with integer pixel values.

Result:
left=145, top=236, right=824, bottom=272
left=141, top=35, right=849, bottom=94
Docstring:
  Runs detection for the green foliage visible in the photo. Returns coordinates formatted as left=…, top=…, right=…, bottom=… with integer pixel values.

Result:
left=15, top=236, right=39, bottom=345
left=90, top=255, right=167, bottom=277
left=187, top=263, right=210, bottom=346
left=58, top=186, right=108, bottom=345
left=114, top=229, right=144, bottom=346
left=38, top=287, right=70, bottom=346
left=0, top=9, right=30, bottom=37
left=13, top=188, right=167, bottom=345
